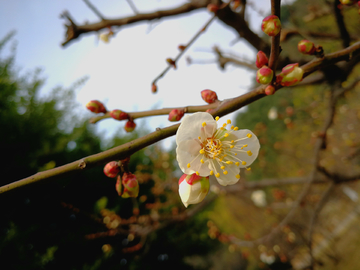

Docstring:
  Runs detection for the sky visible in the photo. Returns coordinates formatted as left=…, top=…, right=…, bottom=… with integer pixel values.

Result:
left=0, top=0, right=281, bottom=148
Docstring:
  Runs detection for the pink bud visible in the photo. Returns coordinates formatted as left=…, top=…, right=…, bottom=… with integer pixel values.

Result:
left=168, top=109, right=185, bottom=122
left=178, top=174, right=210, bottom=207
left=104, top=161, right=120, bottom=178
left=256, top=51, right=269, bottom=68
left=110, top=109, right=129, bottom=121
left=298, top=40, right=316, bottom=55
left=256, top=66, right=273, bottom=84
left=124, top=120, right=136, bottom=133
left=151, top=83, right=157, bottom=93
left=178, top=45, right=186, bottom=51
left=207, top=4, right=219, bottom=13
left=261, top=15, right=281, bottom=36
left=201, top=89, right=218, bottom=104
left=277, top=63, right=304, bottom=87
left=86, top=100, right=107, bottom=114
left=121, top=172, right=139, bottom=198
left=265, top=85, right=275, bottom=95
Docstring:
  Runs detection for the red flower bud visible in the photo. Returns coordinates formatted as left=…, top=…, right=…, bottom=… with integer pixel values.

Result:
left=121, top=172, right=139, bottom=198
left=256, top=66, right=273, bottom=84
left=297, top=40, right=316, bottom=55
left=256, top=51, right=269, bottom=68
left=261, top=15, right=281, bottom=36
left=151, top=83, right=157, bottom=93
left=277, top=63, right=304, bottom=87
left=124, top=120, right=136, bottom=133
left=201, top=89, right=218, bottom=104
left=207, top=4, right=219, bottom=13
left=168, top=109, right=185, bottom=122
left=110, top=109, right=129, bottom=121
left=104, top=161, right=120, bottom=178
left=86, top=100, right=107, bottom=114
left=178, top=45, right=186, bottom=51
left=265, top=85, right=275, bottom=95
left=166, top=58, right=176, bottom=69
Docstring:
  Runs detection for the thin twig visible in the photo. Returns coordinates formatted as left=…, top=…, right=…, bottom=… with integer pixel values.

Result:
left=82, top=0, right=106, bottom=20
left=333, top=0, right=350, bottom=48
left=126, top=0, right=139, bottom=14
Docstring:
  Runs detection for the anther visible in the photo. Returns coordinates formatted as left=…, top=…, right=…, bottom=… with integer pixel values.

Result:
left=246, top=167, right=251, bottom=171
left=247, top=151, right=252, bottom=156
left=215, top=173, right=220, bottom=177
left=236, top=174, right=240, bottom=179
left=231, top=126, right=234, bottom=130
left=221, top=166, right=225, bottom=170
left=198, top=136, right=201, bottom=140
left=223, top=171, right=228, bottom=175
left=227, top=119, right=231, bottom=124
left=215, top=116, right=220, bottom=121
left=243, top=144, right=248, bottom=147
left=231, top=140, right=234, bottom=143
left=210, top=170, right=214, bottom=175
left=224, top=133, right=229, bottom=137
left=202, top=122, right=206, bottom=127
left=230, top=145, right=234, bottom=149
left=222, top=123, right=226, bottom=128
left=199, top=149, right=205, bottom=154
left=196, top=171, right=199, bottom=175
left=242, top=161, right=247, bottom=165
left=200, top=159, right=204, bottom=164
left=247, top=133, right=252, bottom=138
left=233, top=127, right=239, bottom=131
left=187, top=163, right=191, bottom=168
left=226, top=161, right=233, bottom=165
left=235, top=162, right=240, bottom=166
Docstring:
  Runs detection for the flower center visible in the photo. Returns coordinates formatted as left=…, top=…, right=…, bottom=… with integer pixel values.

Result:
left=203, top=138, right=223, bottom=159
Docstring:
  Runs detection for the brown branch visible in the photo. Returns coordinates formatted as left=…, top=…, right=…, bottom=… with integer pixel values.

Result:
left=280, top=29, right=359, bottom=43
left=61, top=2, right=209, bottom=46
left=268, top=0, right=281, bottom=76
left=212, top=46, right=257, bottom=70
left=1, top=41, right=360, bottom=195
left=333, top=0, right=351, bottom=48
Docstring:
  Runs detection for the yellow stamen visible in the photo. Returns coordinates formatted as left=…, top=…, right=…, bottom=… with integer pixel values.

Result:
left=235, top=162, right=240, bottom=166
left=230, top=145, right=234, bottom=149
left=200, top=149, right=205, bottom=154
left=215, top=173, right=220, bottom=177
left=243, top=144, right=248, bottom=148
left=247, top=151, right=252, bottom=156
left=231, top=140, right=234, bottom=143
left=227, top=119, right=231, bottom=124
left=187, top=163, right=191, bottom=168
left=220, top=127, right=224, bottom=130
left=221, top=166, right=225, bottom=170
left=222, top=123, right=227, bottom=127
left=247, top=133, right=252, bottom=138
left=210, top=170, right=214, bottom=175
left=246, top=167, right=251, bottom=171
left=202, top=122, right=206, bottom=127
left=196, top=171, right=199, bottom=175
left=226, top=161, right=233, bottom=165
left=215, top=116, right=220, bottom=121
left=236, top=174, right=240, bottom=179
left=242, top=161, right=247, bottom=165
left=223, top=171, right=228, bottom=175
left=234, top=153, right=237, bottom=156
left=198, top=136, right=201, bottom=140
left=200, top=159, right=204, bottom=164
left=231, top=126, right=234, bottom=130
left=224, top=133, right=229, bottom=137
left=234, top=127, right=239, bottom=131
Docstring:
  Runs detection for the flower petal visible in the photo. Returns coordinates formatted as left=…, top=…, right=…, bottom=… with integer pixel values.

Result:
left=212, top=161, right=240, bottom=186
left=176, top=139, right=211, bottom=176
left=176, top=112, right=217, bottom=144
left=231, top=129, right=260, bottom=167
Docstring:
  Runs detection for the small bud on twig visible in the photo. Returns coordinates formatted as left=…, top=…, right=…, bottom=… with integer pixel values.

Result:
left=86, top=100, right=107, bottom=114
left=104, top=161, right=120, bottom=178
left=256, top=66, right=273, bottom=84
left=124, top=120, right=136, bottom=133
left=201, top=89, right=218, bottom=104
left=110, top=109, right=129, bottom=121
left=261, top=15, right=281, bottom=36
left=168, top=109, right=185, bottom=122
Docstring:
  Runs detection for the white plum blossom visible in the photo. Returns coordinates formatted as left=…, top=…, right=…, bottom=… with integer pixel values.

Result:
left=178, top=173, right=210, bottom=208
left=176, top=112, right=260, bottom=186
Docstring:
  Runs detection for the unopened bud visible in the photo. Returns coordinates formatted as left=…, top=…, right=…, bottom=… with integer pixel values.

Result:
left=121, top=172, right=139, bottom=198
left=178, top=45, right=186, bottom=51
left=110, top=109, right=129, bottom=121
left=265, top=85, right=275, bottom=95
left=261, top=15, right=281, bottom=36
left=124, top=120, right=136, bottom=133
left=256, top=66, right=273, bottom=84
left=168, top=109, right=185, bottom=122
left=256, top=51, right=269, bottom=68
left=207, top=4, right=219, bottom=13
left=115, top=175, right=123, bottom=196
left=340, top=0, right=355, bottom=5
left=201, top=89, right=218, bottom=104
left=178, top=173, right=210, bottom=208
left=277, top=63, right=304, bottom=87
left=104, top=161, right=120, bottom=178
left=151, top=83, right=157, bottom=93
left=298, top=40, right=316, bottom=55
left=166, top=58, right=176, bottom=69
left=86, top=100, right=107, bottom=114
